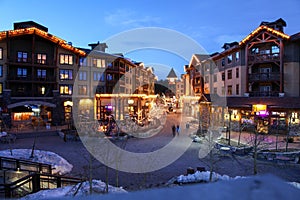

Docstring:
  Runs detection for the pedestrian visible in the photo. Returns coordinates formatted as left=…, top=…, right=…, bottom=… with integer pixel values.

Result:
left=172, top=125, right=176, bottom=137
left=176, top=125, right=180, bottom=135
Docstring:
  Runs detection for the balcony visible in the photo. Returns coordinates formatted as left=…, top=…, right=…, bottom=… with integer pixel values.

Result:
left=7, top=76, right=56, bottom=83
left=7, top=58, right=56, bottom=67
left=248, top=53, right=280, bottom=64
left=248, top=72, right=280, bottom=82
left=249, top=91, right=279, bottom=97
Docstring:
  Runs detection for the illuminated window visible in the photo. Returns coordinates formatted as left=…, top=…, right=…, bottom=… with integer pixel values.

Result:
left=0, top=83, right=2, bottom=94
left=78, top=85, right=87, bottom=95
left=92, top=58, right=106, bottom=68
left=60, top=85, right=72, bottom=95
left=59, top=54, right=73, bottom=65
left=38, top=86, right=46, bottom=95
left=17, top=51, right=28, bottom=62
left=59, top=69, right=73, bottom=80
left=17, top=68, right=27, bottom=77
left=37, top=53, right=47, bottom=64
left=0, top=48, right=2, bottom=60
left=79, top=71, right=87, bottom=81
left=37, top=69, right=46, bottom=78
left=0, top=65, right=2, bottom=77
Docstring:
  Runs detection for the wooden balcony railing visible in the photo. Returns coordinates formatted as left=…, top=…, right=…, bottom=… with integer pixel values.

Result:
left=248, top=72, right=280, bottom=82
left=248, top=53, right=280, bottom=64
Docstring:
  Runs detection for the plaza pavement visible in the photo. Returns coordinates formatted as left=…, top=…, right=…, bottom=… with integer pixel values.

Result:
left=1, top=115, right=300, bottom=191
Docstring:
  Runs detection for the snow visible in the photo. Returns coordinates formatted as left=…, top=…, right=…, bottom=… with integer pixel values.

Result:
left=0, top=149, right=73, bottom=175
left=20, top=180, right=127, bottom=200
left=176, top=170, right=244, bottom=183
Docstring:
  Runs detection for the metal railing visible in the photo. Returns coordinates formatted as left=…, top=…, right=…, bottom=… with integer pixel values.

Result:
left=0, top=173, right=82, bottom=198
left=0, top=156, right=52, bottom=174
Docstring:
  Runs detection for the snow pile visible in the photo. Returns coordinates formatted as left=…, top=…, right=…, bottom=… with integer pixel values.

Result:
left=288, top=182, right=300, bottom=190
left=0, top=149, right=73, bottom=175
left=20, top=180, right=127, bottom=199
left=177, top=171, right=244, bottom=183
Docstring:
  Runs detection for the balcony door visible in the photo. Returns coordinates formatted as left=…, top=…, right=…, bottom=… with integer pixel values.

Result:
left=260, top=68, right=271, bottom=80
left=260, top=85, right=271, bottom=96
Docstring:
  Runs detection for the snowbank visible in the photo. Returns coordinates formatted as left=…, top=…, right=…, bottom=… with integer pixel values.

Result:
left=176, top=171, right=244, bottom=183
left=0, top=149, right=73, bottom=175
left=20, top=179, right=127, bottom=199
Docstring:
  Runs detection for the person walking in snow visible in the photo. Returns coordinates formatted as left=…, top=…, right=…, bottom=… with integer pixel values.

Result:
left=176, top=125, right=180, bottom=135
left=172, top=125, right=176, bottom=137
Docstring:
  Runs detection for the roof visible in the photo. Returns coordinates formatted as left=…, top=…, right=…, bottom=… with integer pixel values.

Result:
left=0, top=27, right=86, bottom=57
left=167, top=68, right=177, bottom=78
left=239, top=25, right=290, bottom=46
left=290, top=32, right=300, bottom=41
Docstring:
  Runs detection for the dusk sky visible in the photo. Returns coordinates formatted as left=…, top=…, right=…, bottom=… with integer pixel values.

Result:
left=1, top=0, right=300, bottom=79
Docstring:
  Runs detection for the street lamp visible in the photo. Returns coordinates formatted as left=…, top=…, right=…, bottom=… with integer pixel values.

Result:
left=228, top=109, right=232, bottom=145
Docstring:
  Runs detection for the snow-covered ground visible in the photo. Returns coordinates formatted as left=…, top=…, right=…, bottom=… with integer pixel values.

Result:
left=20, top=180, right=127, bottom=200
left=0, top=149, right=73, bottom=175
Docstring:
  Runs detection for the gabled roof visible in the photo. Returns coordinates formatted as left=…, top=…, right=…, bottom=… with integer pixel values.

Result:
left=0, top=27, right=86, bottom=56
left=239, top=25, right=290, bottom=46
left=166, top=68, right=177, bottom=78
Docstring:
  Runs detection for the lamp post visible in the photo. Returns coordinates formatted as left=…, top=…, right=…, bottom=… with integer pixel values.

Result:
left=228, top=109, right=232, bottom=146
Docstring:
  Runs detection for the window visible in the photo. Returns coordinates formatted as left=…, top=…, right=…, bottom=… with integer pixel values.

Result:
left=0, top=65, right=2, bottom=77
left=107, top=74, right=113, bottom=81
left=37, top=53, right=47, bottom=64
left=221, top=58, right=225, bottom=66
left=37, top=69, right=46, bottom=78
left=0, top=48, right=2, bottom=60
left=221, top=86, right=225, bottom=95
left=236, top=68, right=239, bottom=78
left=80, top=58, right=87, bottom=67
left=0, top=83, right=2, bottom=94
left=228, top=54, right=232, bottom=64
left=60, top=70, right=73, bottom=80
left=213, top=74, right=217, bottom=82
left=204, top=75, right=209, bottom=83
left=213, top=87, right=217, bottom=94
left=93, top=72, right=105, bottom=81
left=272, top=46, right=280, bottom=54
left=204, top=64, right=210, bottom=72
left=236, top=84, right=240, bottom=95
left=227, top=70, right=232, bottom=80
left=38, top=86, right=46, bottom=95
left=17, top=68, right=27, bottom=77
left=221, top=72, right=225, bottom=81
left=227, top=85, right=232, bottom=95
left=60, top=54, right=73, bottom=65
left=126, top=65, right=130, bottom=72
left=17, top=51, right=28, bottom=62
left=78, top=85, right=87, bottom=95
left=235, top=52, right=240, bottom=62
left=79, top=71, right=87, bottom=81
left=92, top=58, right=105, bottom=68
left=60, top=85, right=72, bottom=95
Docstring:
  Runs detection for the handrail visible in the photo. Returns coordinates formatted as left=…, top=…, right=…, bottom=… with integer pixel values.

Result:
left=0, top=156, right=52, bottom=174
left=0, top=173, right=82, bottom=198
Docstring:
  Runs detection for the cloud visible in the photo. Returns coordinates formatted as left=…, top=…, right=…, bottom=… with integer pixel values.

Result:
left=104, top=9, right=160, bottom=27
